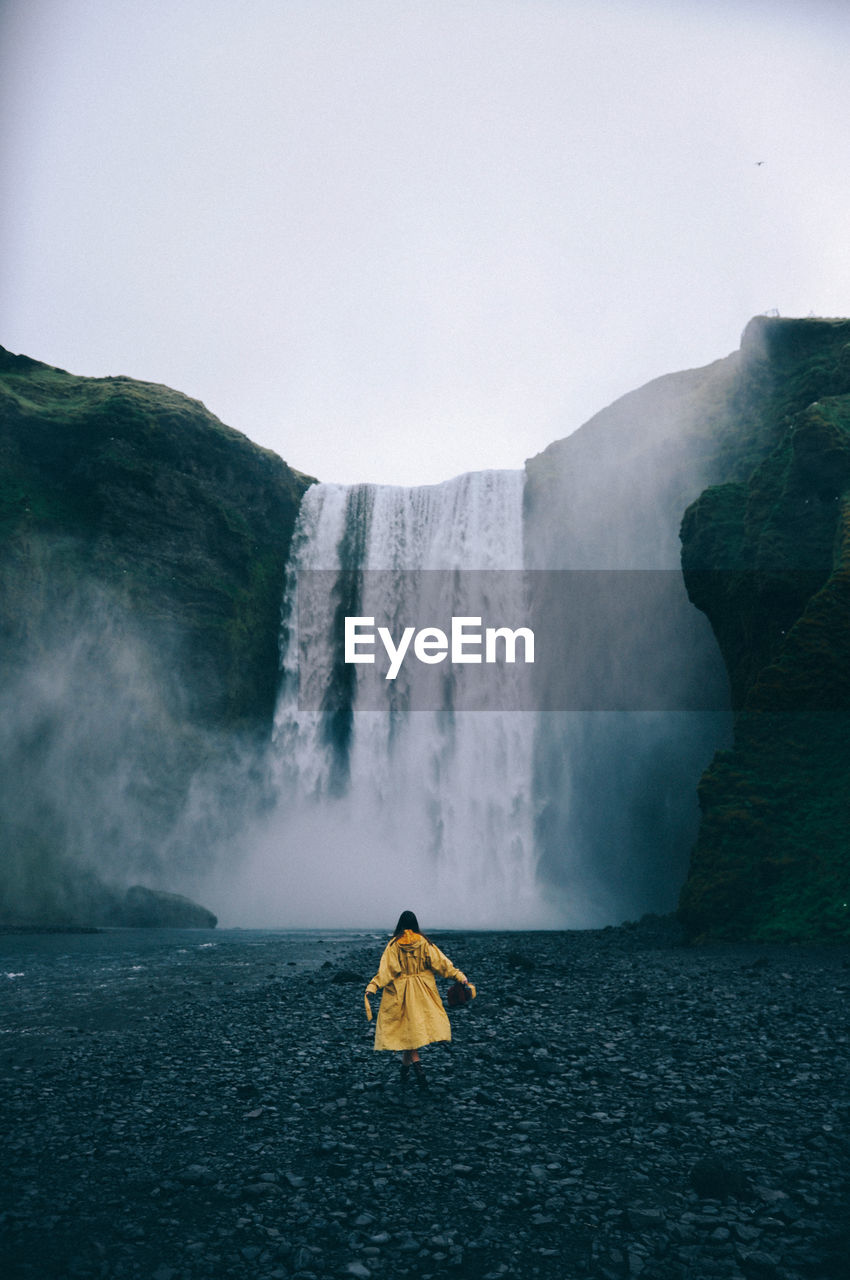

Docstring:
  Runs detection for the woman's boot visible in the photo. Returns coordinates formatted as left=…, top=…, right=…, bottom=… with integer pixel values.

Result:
left=413, top=1062, right=428, bottom=1091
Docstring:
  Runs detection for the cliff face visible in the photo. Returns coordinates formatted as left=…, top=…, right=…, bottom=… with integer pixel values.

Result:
left=523, top=341, right=746, bottom=922
left=526, top=316, right=850, bottom=570
left=524, top=316, right=850, bottom=937
left=0, top=347, right=313, bottom=925
left=678, top=318, right=850, bottom=941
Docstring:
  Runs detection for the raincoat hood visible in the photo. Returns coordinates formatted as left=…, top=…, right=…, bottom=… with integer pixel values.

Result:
left=394, top=930, right=428, bottom=976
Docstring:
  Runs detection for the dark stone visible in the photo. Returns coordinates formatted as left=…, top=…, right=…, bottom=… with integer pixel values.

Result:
left=611, top=987, right=649, bottom=1009
left=625, top=1207, right=666, bottom=1230
left=689, top=1155, right=751, bottom=1201
left=738, top=1249, right=780, bottom=1277
left=178, top=1164, right=216, bottom=1186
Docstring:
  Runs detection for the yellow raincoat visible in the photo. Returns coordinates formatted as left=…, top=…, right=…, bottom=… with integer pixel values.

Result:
left=364, top=930, right=476, bottom=1051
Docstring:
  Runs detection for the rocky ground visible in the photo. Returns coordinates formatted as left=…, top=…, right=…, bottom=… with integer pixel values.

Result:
left=1, top=919, right=849, bottom=1280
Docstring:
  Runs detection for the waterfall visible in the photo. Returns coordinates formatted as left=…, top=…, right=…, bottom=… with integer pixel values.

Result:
left=253, top=470, right=558, bottom=929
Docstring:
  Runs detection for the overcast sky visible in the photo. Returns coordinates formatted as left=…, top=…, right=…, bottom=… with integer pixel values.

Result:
left=2, top=0, right=849, bottom=486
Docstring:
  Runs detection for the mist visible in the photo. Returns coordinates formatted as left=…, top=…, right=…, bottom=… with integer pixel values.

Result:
left=0, top=560, right=264, bottom=926
left=521, top=341, right=750, bottom=921
left=203, top=350, right=738, bottom=931
left=203, top=472, right=562, bottom=932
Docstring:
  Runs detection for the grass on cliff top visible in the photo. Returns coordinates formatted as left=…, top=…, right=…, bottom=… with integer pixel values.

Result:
left=1, top=347, right=236, bottom=441
left=0, top=345, right=315, bottom=485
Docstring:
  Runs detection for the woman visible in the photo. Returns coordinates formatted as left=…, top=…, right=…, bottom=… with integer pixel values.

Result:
left=364, top=910, right=476, bottom=1090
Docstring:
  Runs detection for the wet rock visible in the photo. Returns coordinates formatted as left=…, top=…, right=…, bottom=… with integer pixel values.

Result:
left=178, top=1163, right=216, bottom=1186
left=738, top=1249, right=781, bottom=1276
left=625, top=1206, right=665, bottom=1230
left=690, top=1155, right=751, bottom=1200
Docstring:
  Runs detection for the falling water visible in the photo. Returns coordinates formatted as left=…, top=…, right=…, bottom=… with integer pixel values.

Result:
left=260, top=471, right=558, bottom=929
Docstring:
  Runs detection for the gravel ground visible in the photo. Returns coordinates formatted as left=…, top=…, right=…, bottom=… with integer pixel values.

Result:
left=1, top=919, right=849, bottom=1280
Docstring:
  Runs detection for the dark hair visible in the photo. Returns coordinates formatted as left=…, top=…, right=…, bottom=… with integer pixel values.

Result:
left=392, top=910, right=421, bottom=939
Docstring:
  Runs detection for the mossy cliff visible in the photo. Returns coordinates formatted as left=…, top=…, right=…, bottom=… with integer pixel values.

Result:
left=678, top=317, right=850, bottom=941
left=0, top=347, right=313, bottom=725
left=0, top=347, right=314, bottom=925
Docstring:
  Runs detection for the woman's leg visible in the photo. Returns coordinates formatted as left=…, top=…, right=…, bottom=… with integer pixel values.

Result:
left=400, top=1048, right=425, bottom=1092
left=400, top=1049, right=424, bottom=1081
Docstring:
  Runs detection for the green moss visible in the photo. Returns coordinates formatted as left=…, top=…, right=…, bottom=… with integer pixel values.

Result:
left=677, top=321, right=850, bottom=943
left=0, top=345, right=314, bottom=728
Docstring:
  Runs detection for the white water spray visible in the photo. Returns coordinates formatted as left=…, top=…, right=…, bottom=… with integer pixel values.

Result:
left=241, top=470, right=558, bottom=929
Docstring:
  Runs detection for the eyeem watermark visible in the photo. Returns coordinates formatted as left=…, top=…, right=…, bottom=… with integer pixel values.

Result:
left=288, top=569, right=733, bottom=711
left=345, top=616, right=535, bottom=680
